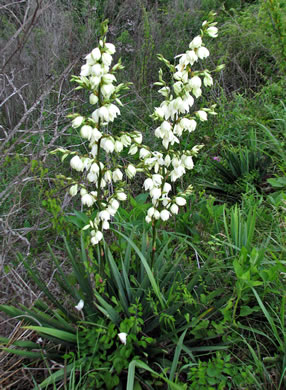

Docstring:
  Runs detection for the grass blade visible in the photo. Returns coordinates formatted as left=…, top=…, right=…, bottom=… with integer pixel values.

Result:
left=169, top=329, right=187, bottom=383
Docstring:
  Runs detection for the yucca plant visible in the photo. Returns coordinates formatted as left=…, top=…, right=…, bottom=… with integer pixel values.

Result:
left=0, top=229, right=228, bottom=389
left=202, top=148, right=271, bottom=202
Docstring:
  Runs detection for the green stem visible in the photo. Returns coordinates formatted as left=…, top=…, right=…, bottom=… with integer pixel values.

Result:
left=232, top=291, right=241, bottom=326
left=98, top=238, right=105, bottom=278
left=151, top=219, right=157, bottom=269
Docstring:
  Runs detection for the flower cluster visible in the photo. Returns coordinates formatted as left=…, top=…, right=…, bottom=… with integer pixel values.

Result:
left=53, top=23, right=142, bottom=246
left=141, top=18, right=219, bottom=223
left=53, top=17, right=222, bottom=244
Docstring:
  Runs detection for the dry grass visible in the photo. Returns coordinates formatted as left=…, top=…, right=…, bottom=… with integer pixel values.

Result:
left=0, top=248, right=72, bottom=389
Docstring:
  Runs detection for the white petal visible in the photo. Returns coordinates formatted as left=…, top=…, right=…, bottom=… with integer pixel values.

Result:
left=75, top=299, right=84, bottom=311
left=118, top=332, right=127, bottom=345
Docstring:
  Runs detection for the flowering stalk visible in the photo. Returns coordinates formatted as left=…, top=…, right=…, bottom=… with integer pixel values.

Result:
left=140, top=15, right=222, bottom=263
left=52, top=21, right=142, bottom=250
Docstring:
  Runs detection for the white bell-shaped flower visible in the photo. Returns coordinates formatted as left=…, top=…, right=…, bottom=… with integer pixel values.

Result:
left=80, top=125, right=93, bottom=140
left=143, top=178, right=154, bottom=191
left=113, top=168, right=123, bottom=182
left=70, top=155, right=84, bottom=172
left=189, top=35, right=202, bottom=49
left=197, top=46, right=209, bottom=59
left=81, top=193, right=95, bottom=207
left=126, top=164, right=136, bottom=179
left=101, top=138, right=115, bottom=153
left=207, top=26, right=218, bottom=38
left=160, top=209, right=171, bottom=221
left=196, top=110, right=207, bottom=121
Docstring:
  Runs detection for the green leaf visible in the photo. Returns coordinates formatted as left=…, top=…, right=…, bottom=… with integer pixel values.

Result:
left=34, top=361, right=81, bottom=389
left=47, top=244, right=81, bottom=301
left=63, top=236, right=94, bottom=311
left=23, top=327, right=77, bottom=343
left=127, top=360, right=183, bottom=390
left=111, top=229, right=166, bottom=309
left=105, top=243, right=129, bottom=313
left=267, top=177, right=286, bottom=189
left=252, top=288, right=283, bottom=347
left=169, top=329, right=187, bottom=383
left=239, top=305, right=260, bottom=317
left=94, top=292, right=120, bottom=324
left=1, top=347, right=45, bottom=359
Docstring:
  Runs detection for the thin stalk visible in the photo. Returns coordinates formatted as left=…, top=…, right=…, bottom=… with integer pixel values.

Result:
left=151, top=219, right=157, bottom=268
left=93, top=86, right=106, bottom=277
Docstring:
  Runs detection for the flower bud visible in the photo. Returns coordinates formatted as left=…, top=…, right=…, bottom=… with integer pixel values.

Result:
left=89, top=93, right=99, bottom=105
left=72, top=116, right=84, bottom=128
left=203, top=73, right=213, bottom=87
left=69, top=184, right=78, bottom=197
left=117, top=192, right=127, bottom=201
left=175, top=197, right=186, bottom=206
left=165, top=155, right=171, bottom=167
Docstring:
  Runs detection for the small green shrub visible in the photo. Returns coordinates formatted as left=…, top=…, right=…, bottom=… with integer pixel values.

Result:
left=187, top=352, right=256, bottom=389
